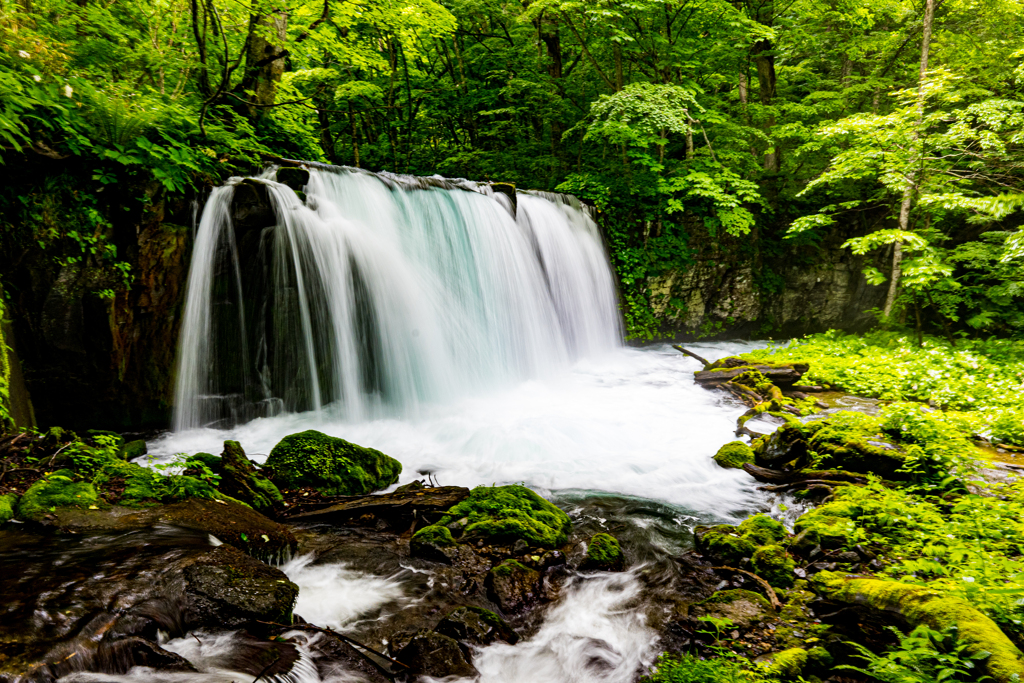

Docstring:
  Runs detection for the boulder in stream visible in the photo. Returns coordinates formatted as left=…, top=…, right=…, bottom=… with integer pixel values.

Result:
left=435, top=605, right=519, bottom=646
left=264, top=430, right=402, bottom=496
left=486, top=559, right=542, bottom=613
left=395, top=629, right=479, bottom=679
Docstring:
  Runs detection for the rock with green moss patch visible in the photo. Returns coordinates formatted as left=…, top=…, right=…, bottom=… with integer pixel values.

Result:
left=751, top=544, right=795, bottom=588
left=738, top=514, right=788, bottom=545
left=410, top=524, right=458, bottom=563
left=582, top=533, right=624, bottom=571
left=158, top=498, right=297, bottom=562
left=815, top=573, right=1024, bottom=683
left=435, top=606, right=519, bottom=646
left=18, top=470, right=99, bottom=521
left=690, top=589, right=775, bottom=629
left=694, top=525, right=758, bottom=565
left=714, top=441, right=755, bottom=469
left=217, top=441, right=283, bottom=512
left=438, top=485, right=570, bottom=549
left=0, top=492, right=17, bottom=523
left=264, top=430, right=401, bottom=496
left=93, top=459, right=222, bottom=508
left=768, top=647, right=809, bottom=678
left=793, top=502, right=861, bottom=549
left=120, top=439, right=148, bottom=461
left=487, top=559, right=541, bottom=613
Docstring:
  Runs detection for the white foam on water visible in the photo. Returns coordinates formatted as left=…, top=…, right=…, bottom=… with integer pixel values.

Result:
left=432, top=571, right=657, bottom=683
left=281, top=554, right=408, bottom=631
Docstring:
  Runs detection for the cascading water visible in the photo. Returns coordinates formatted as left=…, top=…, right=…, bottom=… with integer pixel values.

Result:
left=173, top=167, right=620, bottom=431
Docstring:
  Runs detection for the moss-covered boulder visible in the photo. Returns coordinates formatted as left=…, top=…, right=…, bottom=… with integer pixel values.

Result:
left=0, top=493, right=18, bottom=523
left=792, top=502, right=860, bottom=549
left=582, top=533, right=624, bottom=571
left=93, top=459, right=222, bottom=508
left=751, top=544, right=795, bottom=588
left=18, top=470, right=99, bottom=521
left=264, top=430, right=401, bottom=496
left=714, top=441, right=755, bottom=469
left=738, top=514, right=788, bottom=545
left=690, top=589, right=775, bottom=629
left=218, top=441, right=283, bottom=512
left=438, top=485, right=571, bottom=548
left=694, top=524, right=758, bottom=565
left=120, top=439, right=148, bottom=461
left=815, top=573, right=1024, bottom=683
left=410, top=524, right=458, bottom=563
left=486, top=559, right=542, bottom=613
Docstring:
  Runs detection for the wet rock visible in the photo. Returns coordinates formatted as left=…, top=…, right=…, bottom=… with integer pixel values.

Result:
left=690, top=589, right=775, bottom=629
left=180, top=544, right=298, bottom=631
left=93, top=636, right=196, bottom=675
left=120, top=439, right=147, bottom=460
left=157, top=498, right=297, bottom=562
left=695, top=360, right=808, bottom=388
left=737, top=514, right=788, bottom=546
left=232, top=179, right=275, bottom=233
left=789, top=528, right=819, bottom=555
left=486, top=559, right=542, bottom=613
left=286, top=485, right=469, bottom=525
left=756, top=423, right=810, bottom=469
left=217, top=440, right=284, bottom=513
left=410, top=524, right=458, bottom=564
left=264, top=430, right=402, bottom=496
left=581, top=533, right=624, bottom=571
left=395, top=629, right=478, bottom=678
left=694, top=525, right=757, bottom=565
left=435, top=606, right=519, bottom=646
left=438, top=484, right=571, bottom=549
left=276, top=167, right=310, bottom=192
left=750, top=545, right=796, bottom=589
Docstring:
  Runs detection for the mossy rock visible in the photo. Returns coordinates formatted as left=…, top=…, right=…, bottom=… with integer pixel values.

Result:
left=694, top=525, right=757, bottom=565
left=438, top=485, right=570, bottom=548
left=714, top=441, right=755, bottom=469
left=435, top=606, right=519, bottom=646
left=815, top=573, right=1024, bottom=683
left=793, top=502, right=861, bottom=549
left=691, top=589, right=775, bottom=629
left=738, top=514, right=788, bottom=545
left=486, top=559, right=541, bottom=613
left=218, top=441, right=283, bottom=512
left=751, top=544, right=795, bottom=588
left=264, top=430, right=401, bottom=496
left=0, top=492, right=18, bottom=523
left=93, top=459, right=222, bottom=508
left=768, top=647, right=809, bottom=678
left=582, top=533, right=624, bottom=571
left=158, top=498, right=296, bottom=562
left=120, top=439, right=148, bottom=461
left=410, top=524, right=457, bottom=563
left=18, top=470, right=99, bottom=521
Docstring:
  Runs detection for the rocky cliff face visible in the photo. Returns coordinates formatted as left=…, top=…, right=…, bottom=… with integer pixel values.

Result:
left=648, top=232, right=888, bottom=340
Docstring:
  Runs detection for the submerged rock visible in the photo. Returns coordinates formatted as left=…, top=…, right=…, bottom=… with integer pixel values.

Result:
left=264, top=430, right=402, bottom=496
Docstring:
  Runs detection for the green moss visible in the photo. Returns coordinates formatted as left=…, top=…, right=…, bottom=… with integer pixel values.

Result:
left=738, top=514, right=788, bottom=545
left=703, top=529, right=758, bottom=565
left=768, top=648, right=808, bottom=678
left=584, top=533, right=624, bottom=570
left=412, top=524, right=456, bottom=548
left=219, top=440, right=283, bottom=511
left=264, top=430, right=402, bottom=495
left=700, top=588, right=772, bottom=611
left=120, top=439, right=147, bottom=460
left=0, top=492, right=17, bottom=522
left=491, top=559, right=531, bottom=578
left=18, top=470, right=99, bottom=520
left=438, top=485, right=571, bottom=548
left=713, top=441, right=754, bottom=469
left=751, top=544, right=795, bottom=588
left=188, top=452, right=221, bottom=469
left=816, top=574, right=1024, bottom=683
left=793, top=502, right=861, bottom=549
left=93, top=460, right=222, bottom=507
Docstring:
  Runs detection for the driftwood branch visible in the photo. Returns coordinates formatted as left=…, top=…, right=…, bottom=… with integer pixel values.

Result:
left=672, top=345, right=711, bottom=368
left=711, top=566, right=782, bottom=610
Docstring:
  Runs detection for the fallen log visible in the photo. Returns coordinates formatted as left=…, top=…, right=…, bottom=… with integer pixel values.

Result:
left=741, top=463, right=868, bottom=485
left=285, top=485, right=469, bottom=523
left=695, top=363, right=808, bottom=388
left=672, top=345, right=711, bottom=368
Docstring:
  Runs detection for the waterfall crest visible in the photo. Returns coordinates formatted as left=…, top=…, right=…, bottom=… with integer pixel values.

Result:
left=173, top=167, right=621, bottom=431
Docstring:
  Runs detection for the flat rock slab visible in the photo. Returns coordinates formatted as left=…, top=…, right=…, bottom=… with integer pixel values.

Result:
left=286, top=486, right=469, bottom=523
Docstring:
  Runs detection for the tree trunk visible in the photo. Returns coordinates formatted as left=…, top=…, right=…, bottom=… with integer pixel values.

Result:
left=752, top=38, right=778, bottom=173
left=882, top=0, right=934, bottom=317
left=241, top=9, right=288, bottom=119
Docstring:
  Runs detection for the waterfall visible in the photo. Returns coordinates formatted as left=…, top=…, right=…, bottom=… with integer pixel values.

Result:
left=172, top=166, right=621, bottom=431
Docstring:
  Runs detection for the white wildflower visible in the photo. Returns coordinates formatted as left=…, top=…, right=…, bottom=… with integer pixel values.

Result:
left=32, top=74, right=41, bottom=82
left=63, top=84, right=73, bottom=98
left=18, top=50, right=30, bottom=58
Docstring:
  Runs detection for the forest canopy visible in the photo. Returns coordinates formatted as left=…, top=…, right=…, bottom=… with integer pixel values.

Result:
left=1, top=0, right=1023, bottom=339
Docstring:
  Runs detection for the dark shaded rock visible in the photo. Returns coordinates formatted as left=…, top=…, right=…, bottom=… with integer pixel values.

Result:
left=486, top=559, right=541, bottom=614
left=232, top=180, right=275, bottom=234
left=789, top=528, right=820, bottom=555
left=181, top=545, right=298, bottom=631
left=93, top=637, right=196, bottom=675
left=157, top=498, right=297, bottom=562
left=395, top=630, right=478, bottom=679
left=286, top=485, right=469, bottom=525
left=436, top=606, right=519, bottom=646
left=276, top=167, right=310, bottom=192
left=120, top=439, right=147, bottom=461
left=218, top=440, right=283, bottom=513
left=410, top=524, right=458, bottom=564
left=756, top=423, right=810, bottom=469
